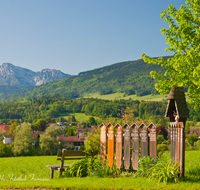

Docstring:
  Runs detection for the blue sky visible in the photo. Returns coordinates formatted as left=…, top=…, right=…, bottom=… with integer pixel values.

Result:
left=0, top=0, right=186, bottom=75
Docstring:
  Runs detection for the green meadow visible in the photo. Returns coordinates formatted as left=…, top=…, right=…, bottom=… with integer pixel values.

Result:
left=84, top=93, right=167, bottom=102
left=0, top=151, right=200, bottom=189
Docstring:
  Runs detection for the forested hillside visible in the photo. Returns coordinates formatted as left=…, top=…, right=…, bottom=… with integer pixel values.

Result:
left=2, top=57, right=170, bottom=101
left=0, top=97, right=199, bottom=124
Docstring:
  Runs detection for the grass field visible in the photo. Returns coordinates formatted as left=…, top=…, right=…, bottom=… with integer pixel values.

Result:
left=0, top=151, right=200, bottom=189
left=59, top=112, right=101, bottom=122
left=84, top=93, right=168, bottom=102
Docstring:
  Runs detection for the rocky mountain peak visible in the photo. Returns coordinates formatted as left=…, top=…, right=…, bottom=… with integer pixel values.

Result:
left=0, top=63, right=70, bottom=86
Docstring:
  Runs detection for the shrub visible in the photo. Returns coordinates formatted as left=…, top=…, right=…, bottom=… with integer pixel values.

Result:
left=148, top=160, right=179, bottom=184
left=134, top=156, right=157, bottom=178
left=197, top=140, right=200, bottom=150
left=157, top=144, right=168, bottom=154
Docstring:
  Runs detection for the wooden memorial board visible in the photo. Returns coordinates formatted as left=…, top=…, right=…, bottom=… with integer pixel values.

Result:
left=131, top=123, right=139, bottom=170
left=115, top=123, right=122, bottom=169
left=107, top=123, right=114, bottom=167
left=123, top=123, right=131, bottom=170
left=148, top=123, right=157, bottom=159
left=140, top=123, right=148, bottom=158
left=100, top=123, right=107, bottom=163
left=170, top=122, right=176, bottom=162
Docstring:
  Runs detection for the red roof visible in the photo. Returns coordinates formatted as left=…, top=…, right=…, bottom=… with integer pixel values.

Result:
left=0, top=125, right=10, bottom=133
left=57, top=136, right=85, bottom=142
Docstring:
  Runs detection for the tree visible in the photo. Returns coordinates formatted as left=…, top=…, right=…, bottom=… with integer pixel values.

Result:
left=40, top=124, right=63, bottom=155
left=31, top=123, right=41, bottom=132
left=84, top=127, right=100, bottom=158
left=71, top=115, right=76, bottom=122
left=157, top=135, right=165, bottom=144
left=9, top=122, right=19, bottom=137
left=186, top=134, right=199, bottom=146
left=13, top=123, right=33, bottom=156
left=65, top=126, right=77, bottom=136
left=0, top=129, right=7, bottom=141
left=141, top=0, right=200, bottom=109
left=156, top=126, right=168, bottom=140
left=88, top=116, right=96, bottom=125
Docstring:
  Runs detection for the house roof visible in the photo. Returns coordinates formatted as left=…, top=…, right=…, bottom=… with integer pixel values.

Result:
left=165, top=87, right=189, bottom=118
left=57, top=136, right=85, bottom=142
left=0, top=125, right=10, bottom=133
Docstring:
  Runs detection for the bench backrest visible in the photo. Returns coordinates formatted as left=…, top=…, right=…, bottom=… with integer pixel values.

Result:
left=58, top=149, right=86, bottom=177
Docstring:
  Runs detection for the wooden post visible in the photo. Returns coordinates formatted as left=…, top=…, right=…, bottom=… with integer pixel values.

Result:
left=140, top=123, right=148, bottom=158
left=107, top=123, right=114, bottom=167
left=131, top=123, right=139, bottom=170
left=165, top=87, right=189, bottom=178
left=100, top=123, right=107, bottom=164
left=148, top=123, right=157, bottom=160
left=123, top=123, right=131, bottom=170
left=59, top=149, right=66, bottom=178
left=115, top=123, right=122, bottom=169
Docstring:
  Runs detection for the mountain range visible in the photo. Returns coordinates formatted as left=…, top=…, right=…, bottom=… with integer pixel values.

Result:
left=0, top=57, right=170, bottom=101
left=0, top=63, right=70, bottom=86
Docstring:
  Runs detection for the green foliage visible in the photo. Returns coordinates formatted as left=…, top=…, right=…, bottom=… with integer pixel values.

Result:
left=65, top=126, right=77, bottom=136
left=134, top=156, right=157, bottom=178
left=9, top=122, right=19, bottom=137
left=148, top=160, right=179, bottom=184
left=65, top=157, right=90, bottom=177
left=0, top=129, right=7, bottom=141
left=84, top=127, right=100, bottom=158
left=3, top=59, right=167, bottom=101
left=0, top=142, right=13, bottom=157
left=79, top=145, right=85, bottom=150
left=88, top=116, right=96, bottom=125
left=186, top=134, right=199, bottom=146
left=157, top=144, right=168, bottom=154
left=141, top=0, right=200, bottom=110
left=197, top=140, right=200, bottom=150
left=13, top=123, right=33, bottom=156
left=39, top=124, right=64, bottom=155
left=31, top=123, right=41, bottom=131
left=157, top=135, right=165, bottom=144
left=71, top=115, right=76, bottom=122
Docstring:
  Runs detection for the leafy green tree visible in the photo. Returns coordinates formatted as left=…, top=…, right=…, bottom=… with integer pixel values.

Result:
left=186, top=134, right=199, bottom=146
left=84, top=127, right=100, bottom=158
left=36, top=119, right=47, bottom=131
left=0, top=129, right=7, bottom=141
left=65, top=126, right=77, bottom=136
left=31, top=123, right=41, bottom=132
left=88, top=116, right=96, bottom=125
left=72, top=115, right=76, bottom=122
left=141, top=0, right=200, bottom=109
left=13, top=123, right=33, bottom=156
left=9, top=122, right=19, bottom=137
left=40, top=124, right=63, bottom=155
left=157, top=135, right=165, bottom=145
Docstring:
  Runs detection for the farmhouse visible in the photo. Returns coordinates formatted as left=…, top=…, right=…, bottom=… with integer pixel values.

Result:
left=57, top=136, right=85, bottom=150
left=0, top=124, right=10, bottom=133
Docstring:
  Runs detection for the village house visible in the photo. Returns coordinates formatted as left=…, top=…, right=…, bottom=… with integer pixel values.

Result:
left=3, top=135, right=13, bottom=144
left=0, top=124, right=10, bottom=133
left=57, top=136, right=85, bottom=150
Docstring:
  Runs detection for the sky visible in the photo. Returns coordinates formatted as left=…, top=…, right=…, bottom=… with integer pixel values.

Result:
left=0, top=0, right=186, bottom=75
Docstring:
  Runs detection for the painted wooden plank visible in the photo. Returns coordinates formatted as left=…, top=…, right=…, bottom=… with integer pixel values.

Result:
left=177, top=127, right=180, bottom=166
left=131, top=123, right=139, bottom=170
left=115, top=123, right=122, bottom=169
left=123, top=123, right=131, bottom=170
left=140, top=123, right=148, bottom=158
left=148, top=123, right=157, bottom=160
left=100, top=123, right=107, bottom=163
left=107, top=123, right=114, bottom=167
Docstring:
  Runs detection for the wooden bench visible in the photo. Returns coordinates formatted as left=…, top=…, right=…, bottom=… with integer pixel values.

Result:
left=46, top=149, right=85, bottom=179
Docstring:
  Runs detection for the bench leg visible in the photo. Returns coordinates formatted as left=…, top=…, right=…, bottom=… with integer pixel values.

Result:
left=50, top=169, right=54, bottom=179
